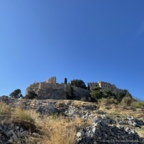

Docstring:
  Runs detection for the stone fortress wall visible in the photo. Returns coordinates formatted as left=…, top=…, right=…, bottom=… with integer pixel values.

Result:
left=70, top=85, right=91, bottom=100
left=26, top=77, right=67, bottom=99
left=88, top=81, right=124, bottom=94
left=26, top=76, right=125, bottom=99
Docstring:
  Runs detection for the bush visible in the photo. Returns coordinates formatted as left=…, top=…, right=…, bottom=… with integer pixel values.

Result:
left=131, top=101, right=144, bottom=108
left=9, top=89, right=22, bottom=98
left=24, top=91, right=37, bottom=99
left=66, top=85, right=75, bottom=99
left=103, top=90, right=115, bottom=98
left=90, top=86, right=103, bottom=102
left=70, top=79, right=87, bottom=89
left=100, top=98, right=118, bottom=105
left=0, top=101, right=11, bottom=116
left=121, top=96, right=134, bottom=106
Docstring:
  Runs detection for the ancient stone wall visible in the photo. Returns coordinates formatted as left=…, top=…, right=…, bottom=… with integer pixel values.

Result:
left=72, top=85, right=91, bottom=101
left=88, top=82, right=98, bottom=91
left=26, top=77, right=125, bottom=100
left=26, top=82, right=67, bottom=99
left=88, top=81, right=125, bottom=95
left=46, top=76, right=56, bottom=84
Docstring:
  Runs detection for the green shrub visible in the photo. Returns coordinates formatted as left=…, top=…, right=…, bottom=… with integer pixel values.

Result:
left=70, top=79, right=87, bottom=89
left=131, top=101, right=144, bottom=108
left=9, top=89, right=22, bottom=98
left=121, top=96, right=134, bottom=106
left=66, top=85, right=75, bottom=99
left=100, top=98, right=117, bottom=105
left=90, top=86, right=103, bottom=102
left=24, top=91, right=37, bottom=99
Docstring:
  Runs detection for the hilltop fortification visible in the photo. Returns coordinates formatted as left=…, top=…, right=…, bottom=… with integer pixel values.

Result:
left=26, top=77, right=67, bottom=99
left=26, top=77, right=90, bottom=100
left=26, top=76, right=125, bottom=100
left=88, top=81, right=124, bottom=95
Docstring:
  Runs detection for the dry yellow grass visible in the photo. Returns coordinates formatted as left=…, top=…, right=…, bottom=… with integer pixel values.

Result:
left=12, top=107, right=39, bottom=124
left=0, top=101, right=11, bottom=116
left=37, top=115, right=76, bottom=144
left=136, top=128, right=144, bottom=138
left=11, top=106, right=89, bottom=144
left=36, top=114, right=92, bottom=144
left=0, top=100, right=144, bottom=144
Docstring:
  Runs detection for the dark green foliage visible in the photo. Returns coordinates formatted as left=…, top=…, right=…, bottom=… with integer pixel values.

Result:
left=115, top=93, right=123, bottom=102
left=121, top=96, right=134, bottom=106
left=64, top=78, right=67, bottom=84
left=70, top=79, right=86, bottom=89
left=90, top=86, right=103, bottom=102
left=87, top=85, right=90, bottom=90
left=115, top=89, right=132, bottom=103
left=124, top=90, right=132, bottom=98
left=66, top=85, right=75, bottom=99
left=90, top=87, right=133, bottom=103
left=103, top=90, right=115, bottom=98
left=9, top=89, right=22, bottom=98
left=25, top=91, right=37, bottom=99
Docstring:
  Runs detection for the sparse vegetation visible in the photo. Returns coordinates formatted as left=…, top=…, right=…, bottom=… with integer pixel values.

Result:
left=24, top=91, right=37, bottom=99
left=90, top=86, right=103, bottom=102
left=9, top=89, right=22, bottom=98
left=70, top=79, right=87, bottom=89
left=0, top=98, right=143, bottom=144
left=66, top=85, right=75, bottom=99
left=0, top=101, right=11, bottom=116
left=131, top=101, right=144, bottom=108
left=100, top=98, right=118, bottom=105
left=0, top=79, right=144, bottom=143
left=121, top=96, right=134, bottom=106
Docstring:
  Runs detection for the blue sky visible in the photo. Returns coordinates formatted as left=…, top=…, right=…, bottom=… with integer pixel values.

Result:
left=0, top=0, right=144, bottom=100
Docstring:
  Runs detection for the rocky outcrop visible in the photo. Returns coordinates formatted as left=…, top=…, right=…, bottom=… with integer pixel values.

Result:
left=76, top=114, right=144, bottom=144
left=0, top=98, right=144, bottom=144
left=0, top=121, right=39, bottom=144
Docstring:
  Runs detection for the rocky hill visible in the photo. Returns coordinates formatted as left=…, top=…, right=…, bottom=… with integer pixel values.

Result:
left=0, top=96, right=144, bottom=144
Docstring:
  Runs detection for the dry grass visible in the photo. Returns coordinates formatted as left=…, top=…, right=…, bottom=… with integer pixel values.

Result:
left=0, top=101, right=11, bottom=116
left=36, top=113, right=92, bottom=144
left=136, top=128, right=144, bottom=138
left=37, top=115, right=77, bottom=144
left=12, top=107, right=39, bottom=124
left=0, top=100, right=144, bottom=144
left=11, top=106, right=90, bottom=144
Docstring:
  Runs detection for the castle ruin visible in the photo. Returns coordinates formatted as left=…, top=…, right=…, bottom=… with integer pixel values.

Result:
left=26, top=76, right=125, bottom=100
left=88, top=81, right=124, bottom=94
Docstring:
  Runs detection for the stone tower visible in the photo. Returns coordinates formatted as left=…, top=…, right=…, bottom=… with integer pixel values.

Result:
left=46, top=76, right=56, bottom=84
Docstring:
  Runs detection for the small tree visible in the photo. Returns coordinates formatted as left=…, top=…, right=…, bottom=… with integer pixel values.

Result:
left=90, top=86, right=103, bottom=102
left=124, top=90, right=132, bottom=98
left=121, top=96, right=133, bottom=106
left=10, top=89, right=22, bottom=98
left=103, top=90, right=115, bottom=98
left=64, top=78, right=67, bottom=85
left=66, top=85, right=75, bottom=99
left=25, top=91, right=37, bottom=99
left=70, top=79, right=86, bottom=89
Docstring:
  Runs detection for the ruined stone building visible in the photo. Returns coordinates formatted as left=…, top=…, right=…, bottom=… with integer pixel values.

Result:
left=88, top=81, right=124, bottom=95
left=26, top=76, right=125, bottom=100
left=26, top=77, right=90, bottom=100
left=26, top=77, right=67, bottom=99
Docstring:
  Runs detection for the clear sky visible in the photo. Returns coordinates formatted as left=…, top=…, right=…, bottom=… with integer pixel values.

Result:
left=0, top=0, right=144, bottom=100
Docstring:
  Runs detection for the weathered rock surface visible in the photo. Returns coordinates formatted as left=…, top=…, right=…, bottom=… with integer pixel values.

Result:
left=0, top=121, right=39, bottom=144
left=76, top=114, right=144, bottom=144
left=0, top=98, right=144, bottom=144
